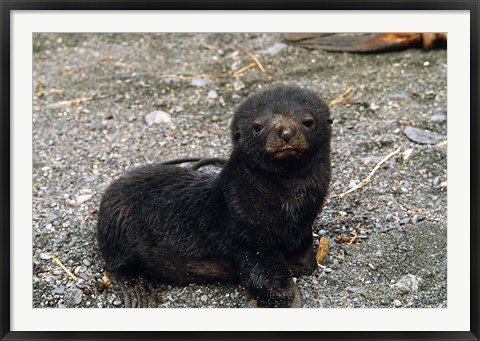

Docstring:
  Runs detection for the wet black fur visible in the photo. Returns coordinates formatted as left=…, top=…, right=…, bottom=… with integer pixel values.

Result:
left=97, top=85, right=331, bottom=307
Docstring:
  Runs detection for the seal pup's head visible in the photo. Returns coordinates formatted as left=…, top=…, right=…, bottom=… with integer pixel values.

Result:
left=231, top=85, right=331, bottom=175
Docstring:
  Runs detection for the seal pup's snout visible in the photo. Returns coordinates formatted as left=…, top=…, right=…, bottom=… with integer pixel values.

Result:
left=278, top=125, right=296, bottom=143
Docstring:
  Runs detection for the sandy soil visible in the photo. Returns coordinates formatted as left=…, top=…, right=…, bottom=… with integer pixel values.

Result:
left=32, top=33, right=447, bottom=309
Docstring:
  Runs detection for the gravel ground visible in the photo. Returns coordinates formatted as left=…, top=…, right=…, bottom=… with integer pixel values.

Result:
left=32, top=33, right=447, bottom=309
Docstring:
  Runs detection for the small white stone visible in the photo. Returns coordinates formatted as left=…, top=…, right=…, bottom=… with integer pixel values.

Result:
left=76, top=194, right=92, bottom=204
left=403, top=148, right=414, bottom=160
left=207, top=90, right=218, bottom=99
left=144, top=110, right=172, bottom=126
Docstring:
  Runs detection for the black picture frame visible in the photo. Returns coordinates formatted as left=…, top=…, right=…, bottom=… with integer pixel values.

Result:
left=1, top=1, right=478, bottom=340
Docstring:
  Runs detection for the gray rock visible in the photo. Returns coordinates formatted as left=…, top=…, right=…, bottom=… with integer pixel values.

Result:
left=52, top=285, right=66, bottom=294
left=82, top=259, right=91, bottom=267
left=113, top=300, right=123, bottom=306
left=399, top=217, right=410, bottom=225
left=393, top=274, right=421, bottom=294
left=319, top=229, right=327, bottom=237
left=200, top=294, right=208, bottom=303
left=393, top=299, right=402, bottom=307
left=64, top=288, right=83, bottom=305
left=403, top=126, right=444, bottom=145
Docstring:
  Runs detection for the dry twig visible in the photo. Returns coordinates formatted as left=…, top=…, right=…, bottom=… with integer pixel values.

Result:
left=232, top=62, right=257, bottom=77
left=239, top=48, right=267, bottom=73
left=328, top=87, right=357, bottom=108
left=157, top=73, right=220, bottom=81
left=332, top=147, right=402, bottom=199
left=47, top=93, right=113, bottom=108
left=52, top=256, right=78, bottom=281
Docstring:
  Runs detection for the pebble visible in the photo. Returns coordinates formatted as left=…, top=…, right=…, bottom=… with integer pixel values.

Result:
left=76, top=279, right=86, bottom=289
left=393, top=274, right=420, bottom=294
left=113, top=300, right=123, bottom=306
left=40, top=252, right=52, bottom=260
left=324, top=268, right=332, bottom=273
left=348, top=180, right=360, bottom=189
left=259, top=42, right=287, bottom=55
left=46, top=214, right=59, bottom=224
left=200, top=294, right=208, bottom=303
left=431, top=113, right=447, bottom=122
left=190, top=77, right=212, bottom=87
left=292, top=277, right=297, bottom=284
left=75, top=194, right=92, bottom=204
left=64, top=288, right=83, bottom=305
left=411, top=215, right=420, bottom=224
left=319, top=229, right=327, bottom=237
left=161, top=77, right=180, bottom=84
left=399, top=217, right=410, bottom=225
left=402, top=148, right=413, bottom=160
left=318, top=272, right=327, bottom=280
left=232, top=80, right=245, bottom=91
left=74, top=266, right=84, bottom=275
left=403, top=126, right=444, bottom=145
left=346, top=287, right=364, bottom=294
left=419, top=268, right=434, bottom=278
left=393, top=299, right=402, bottom=307
left=52, top=285, right=66, bottom=294
left=82, top=259, right=91, bottom=267
left=207, top=90, right=218, bottom=99
left=144, top=110, right=172, bottom=126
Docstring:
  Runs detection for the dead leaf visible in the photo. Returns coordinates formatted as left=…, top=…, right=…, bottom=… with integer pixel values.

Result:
left=316, top=237, right=329, bottom=265
left=98, top=280, right=111, bottom=293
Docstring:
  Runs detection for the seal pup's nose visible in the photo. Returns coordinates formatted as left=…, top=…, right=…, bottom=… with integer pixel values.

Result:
left=279, top=127, right=295, bottom=143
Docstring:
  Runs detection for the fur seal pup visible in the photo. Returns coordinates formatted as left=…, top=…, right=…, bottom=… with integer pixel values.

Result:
left=97, top=85, right=332, bottom=308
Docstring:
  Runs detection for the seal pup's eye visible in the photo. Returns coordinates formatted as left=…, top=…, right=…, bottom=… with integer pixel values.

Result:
left=252, top=123, right=264, bottom=133
left=302, top=119, right=315, bottom=128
